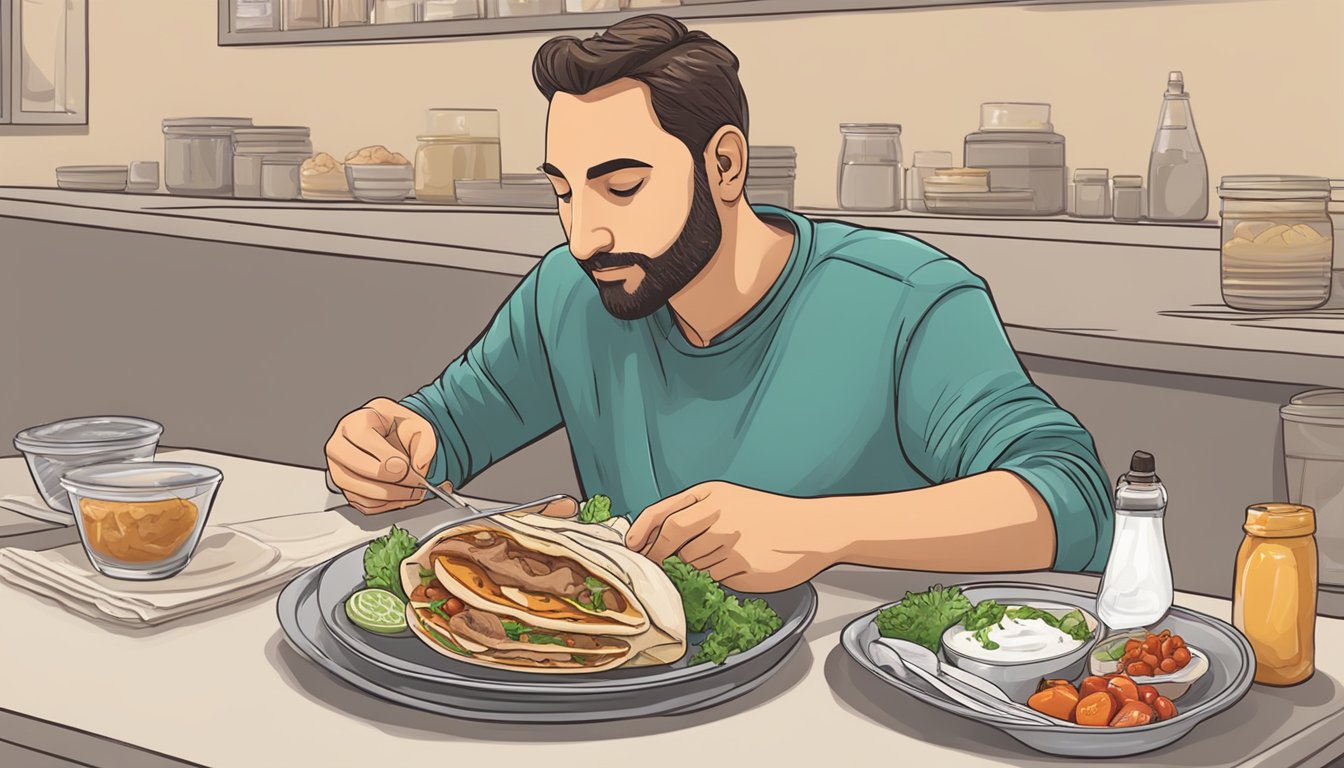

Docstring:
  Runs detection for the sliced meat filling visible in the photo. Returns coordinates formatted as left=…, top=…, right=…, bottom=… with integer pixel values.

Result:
left=429, top=532, right=613, bottom=604
left=443, top=609, right=630, bottom=656
left=491, top=650, right=575, bottom=664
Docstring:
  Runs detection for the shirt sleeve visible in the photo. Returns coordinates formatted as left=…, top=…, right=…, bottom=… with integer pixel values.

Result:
left=894, top=275, right=1115, bottom=573
left=398, top=266, right=563, bottom=491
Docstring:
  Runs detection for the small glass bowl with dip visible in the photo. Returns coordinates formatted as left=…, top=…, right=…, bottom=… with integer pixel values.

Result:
left=59, top=462, right=223, bottom=580
left=941, top=601, right=1102, bottom=702
left=13, top=416, right=163, bottom=516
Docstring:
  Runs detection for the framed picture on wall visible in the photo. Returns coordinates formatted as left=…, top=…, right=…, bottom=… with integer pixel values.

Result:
left=2, top=0, right=88, bottom=126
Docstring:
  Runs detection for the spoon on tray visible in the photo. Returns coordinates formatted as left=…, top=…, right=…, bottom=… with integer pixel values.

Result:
left=867, top=638, right=1056, bottom=725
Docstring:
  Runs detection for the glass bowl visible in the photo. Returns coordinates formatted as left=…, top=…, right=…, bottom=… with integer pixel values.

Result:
left=59, top=462, right=223, bottom=580
left=13, top=416, right=163, bottom=516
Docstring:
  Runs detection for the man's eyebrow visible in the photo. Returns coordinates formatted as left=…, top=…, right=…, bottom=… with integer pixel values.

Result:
left=586, top=158, right=652, bottom=180
left=540, top=162, right=565, bottom=179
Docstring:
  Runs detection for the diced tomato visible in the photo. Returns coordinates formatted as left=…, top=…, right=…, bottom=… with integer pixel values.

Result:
left=1028, top=685, right=1080, bottom=722
left=1075, top=692, right=1116, bottom=727
left=1080, top=676, right=1109, bottom=699
left=1110, top=700, right=1155, bottom=728
left=1108, top=676, right=1140, bottom=703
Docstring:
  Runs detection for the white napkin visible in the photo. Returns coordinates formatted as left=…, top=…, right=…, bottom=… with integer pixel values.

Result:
left=0, top=510, right=382, bottom=627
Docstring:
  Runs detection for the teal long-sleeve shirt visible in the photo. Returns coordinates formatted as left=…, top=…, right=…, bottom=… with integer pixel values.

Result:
left=401, top=206, right=1115, bottom=573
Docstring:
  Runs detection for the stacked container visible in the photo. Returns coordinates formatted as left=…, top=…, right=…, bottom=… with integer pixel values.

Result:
left=745, top=146, right=797, bottom=209
left=232, top=126, right=313, bottom=200
left=963, top=103, right=1067, bottom=215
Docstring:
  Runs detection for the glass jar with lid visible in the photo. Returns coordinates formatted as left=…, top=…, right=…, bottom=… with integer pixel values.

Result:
left=1113, top=175, right=1145, bottom=222
left=415, top=108, right=502, bottom=204
left=1073, top=168, right=1111, bottom=218
left=837, top=123, right=903, bottom=211
left=905, top=150, right=952, bottom=213
left=163, top=117, right=255, bottom=197
left=1218, top=175, right=1334, bottom=311
left=282, top=0, right=326, bottom=29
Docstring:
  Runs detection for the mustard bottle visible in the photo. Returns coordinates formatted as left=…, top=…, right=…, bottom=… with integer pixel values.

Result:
left=1232, top=503, right=1318, bottom=686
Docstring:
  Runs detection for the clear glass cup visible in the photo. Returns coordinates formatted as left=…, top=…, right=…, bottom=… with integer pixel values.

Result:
left=838, top=123, right=903, bottom=211
left=60, top=462, right=223, bottom=580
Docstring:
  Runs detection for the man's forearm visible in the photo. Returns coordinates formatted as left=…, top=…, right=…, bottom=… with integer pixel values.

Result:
left=820, top=470, right=1058, bottom=573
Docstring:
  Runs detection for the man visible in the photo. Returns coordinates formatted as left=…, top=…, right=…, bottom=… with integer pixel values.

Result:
left=325, top=14, right=1114, bottom=593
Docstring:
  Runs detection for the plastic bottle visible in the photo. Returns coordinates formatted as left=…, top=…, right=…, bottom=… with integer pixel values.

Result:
left=1233, top=503, right=1318, bottom=686
left=1147, top=71, right=1209, bottom=221
left=1096, top=451, right=1175, bottom=631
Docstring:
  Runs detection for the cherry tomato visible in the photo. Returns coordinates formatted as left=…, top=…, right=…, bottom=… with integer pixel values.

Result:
left=1137, top=684, right=1159, bottom=706
left=1153, top=696, right=1177, bottom=721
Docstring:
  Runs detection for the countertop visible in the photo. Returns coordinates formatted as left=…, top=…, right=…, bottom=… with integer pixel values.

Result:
left=4, top=186, right=1343, bottom=385
left=1, top=449, right=1344, bottom=768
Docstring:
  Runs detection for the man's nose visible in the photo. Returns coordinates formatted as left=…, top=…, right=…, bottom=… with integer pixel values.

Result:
left=568, top=201, right=615, bottom=261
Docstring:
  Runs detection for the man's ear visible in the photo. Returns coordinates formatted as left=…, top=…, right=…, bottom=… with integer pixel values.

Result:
left=705, top=126, right=747, bottom=203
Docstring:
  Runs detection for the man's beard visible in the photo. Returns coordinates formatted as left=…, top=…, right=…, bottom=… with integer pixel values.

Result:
left=579, top=165, right=722, bottom=321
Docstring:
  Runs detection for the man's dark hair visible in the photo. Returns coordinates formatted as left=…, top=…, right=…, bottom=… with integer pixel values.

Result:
left=532, top=14, right=749, bottom=159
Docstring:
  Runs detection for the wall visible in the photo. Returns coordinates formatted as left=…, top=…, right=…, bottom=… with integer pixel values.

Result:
left=1, top=0, right=1341, bottom=205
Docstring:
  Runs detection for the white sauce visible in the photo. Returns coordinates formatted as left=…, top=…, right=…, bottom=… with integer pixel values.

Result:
left=948, top=611, right=1084, bottom=662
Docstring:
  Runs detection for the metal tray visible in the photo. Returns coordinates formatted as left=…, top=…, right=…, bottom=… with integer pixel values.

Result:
left=840, top=582, right=1255, bottom=758
left=278, top=543, right=816, bottom=722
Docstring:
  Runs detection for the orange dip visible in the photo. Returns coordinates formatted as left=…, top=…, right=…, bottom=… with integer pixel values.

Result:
left=79, top=497, right=199, bottom=563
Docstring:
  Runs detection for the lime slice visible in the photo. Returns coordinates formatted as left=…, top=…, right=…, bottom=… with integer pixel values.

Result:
left=345, top=588, right=408, bottom=635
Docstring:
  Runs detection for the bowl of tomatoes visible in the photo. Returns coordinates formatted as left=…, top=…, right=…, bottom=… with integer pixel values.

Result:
left=1088, top=628, right=1210, bottom=700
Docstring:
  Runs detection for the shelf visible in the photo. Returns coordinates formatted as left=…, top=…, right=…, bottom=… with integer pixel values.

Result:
left=218, top=0, right=1141, bottom=46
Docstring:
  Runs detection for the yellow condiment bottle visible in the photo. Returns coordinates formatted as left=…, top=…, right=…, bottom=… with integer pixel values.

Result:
left=1232, top=503, right=1318, bottom=686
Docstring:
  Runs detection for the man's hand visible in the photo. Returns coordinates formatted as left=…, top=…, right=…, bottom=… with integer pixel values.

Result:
left=624, top=481, right=842, bottom=593
left=325, top=398, right=439, bottom=515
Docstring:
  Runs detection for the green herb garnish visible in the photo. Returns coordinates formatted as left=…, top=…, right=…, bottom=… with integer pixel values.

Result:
left=419, top=566, right=436, bottom=587
left=578, top=494, right=613, bottom=523
left=422, top=623, right=473, bottom=657
left=661, top=555, right=783, bottom=666
left=1005, top=605, right=1093, bottom=642
left=362, top=526, right=419, bottom=603
left=662, top=555, right=726, bottom=633
left=582, top=577, right=609, bottom=612
left=501, top=620, right=567, bottom=646
left=874, top=585, right=974, bottom=653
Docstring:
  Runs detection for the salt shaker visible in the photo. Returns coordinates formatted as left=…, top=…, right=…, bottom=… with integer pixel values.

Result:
left=1097, top=450, right=1174, bottom=631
